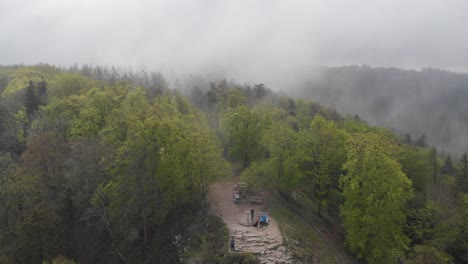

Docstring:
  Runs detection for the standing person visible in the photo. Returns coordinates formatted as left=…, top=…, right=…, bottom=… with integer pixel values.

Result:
left=250, top=209, right=254, bottom=222
left=230, top=237, right=235, bottom=252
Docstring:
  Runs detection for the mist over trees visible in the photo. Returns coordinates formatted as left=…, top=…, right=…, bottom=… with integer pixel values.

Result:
left=293, top=66, right=468, bottom=154
left=0, top=64, right=467, bottom=263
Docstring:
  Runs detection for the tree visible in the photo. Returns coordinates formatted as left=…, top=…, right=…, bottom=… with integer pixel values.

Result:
left=0, top=153, right=20, bottom=262
left=340, top=133, right=413, bottom=263
left=456, top=153, right=468, bottom=193
left=24, top=80, right=39, bottom=117
left=441, top=153, right=455, bottom=176
left=37, top=78, right=47, bottom=96
left=401, top=146, right=433, bottom=195
left=48, top=73, right=95, bottom=98
left=451, top=194, right=468, bottom=260
left=403, top=133, right=413, bottom=145
left=227, top=88, right=248, bottom=109
left=263, top=121, right=301, bottom=198
left=253, top=83, right=267, bottom=99
left=298, top=115, right=347, bottom=215
left=92, top=93, right=228, bottom=262
left=415, top=133, right=427, bottom=148
left=222, top=106, right=262, bottom=168
left=190, top=86, right=207, bottom=109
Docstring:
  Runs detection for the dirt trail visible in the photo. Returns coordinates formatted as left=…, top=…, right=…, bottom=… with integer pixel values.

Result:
left=207, top=181, right=292, bottom=264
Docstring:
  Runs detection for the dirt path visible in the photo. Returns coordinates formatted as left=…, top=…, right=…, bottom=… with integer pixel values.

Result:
left=207, top=181, right=292, bottom=264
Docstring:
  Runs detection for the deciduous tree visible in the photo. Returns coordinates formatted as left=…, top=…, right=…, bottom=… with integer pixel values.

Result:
left=340, top=133, right=413, bottom=263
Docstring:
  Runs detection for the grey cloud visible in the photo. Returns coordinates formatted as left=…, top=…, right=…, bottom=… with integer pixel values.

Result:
left=1, top=0, right=467, bottom=87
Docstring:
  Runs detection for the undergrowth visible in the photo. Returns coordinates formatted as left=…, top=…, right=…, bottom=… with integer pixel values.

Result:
left=269, top=192, right=357, bottom=264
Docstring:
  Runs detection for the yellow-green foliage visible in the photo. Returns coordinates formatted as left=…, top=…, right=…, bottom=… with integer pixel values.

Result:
left=48, top=73, right=99, bottom=98
left=340, top=133, right=413, bottom=264
left=2, top=65, right=60, bottom=97
left=43, top=256, right=77, bottom=264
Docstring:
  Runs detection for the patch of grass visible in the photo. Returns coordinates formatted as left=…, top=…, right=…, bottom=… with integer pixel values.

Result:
left=269, top=193, right=357, bottom=264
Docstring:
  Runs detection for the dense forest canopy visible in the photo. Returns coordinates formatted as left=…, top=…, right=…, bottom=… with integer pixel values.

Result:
left=0, top=64, right=467, bottom=264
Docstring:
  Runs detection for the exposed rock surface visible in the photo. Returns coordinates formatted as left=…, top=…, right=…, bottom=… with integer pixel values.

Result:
left=207, top=182, right=292, bottom=264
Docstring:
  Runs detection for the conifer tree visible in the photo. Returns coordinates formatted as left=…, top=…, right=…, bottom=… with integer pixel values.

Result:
left=24, top=80, right=39, bottom=117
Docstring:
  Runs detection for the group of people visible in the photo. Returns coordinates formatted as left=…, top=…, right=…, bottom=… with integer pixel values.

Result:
left=251, top=209, right=268, bottom=228
left=230, top=209, right=270, bottom=252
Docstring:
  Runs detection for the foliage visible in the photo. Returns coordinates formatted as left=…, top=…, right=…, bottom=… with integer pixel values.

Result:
left=450, top=194, right=468, bottom=261
left=340, top=133, right=413, bottom=263
left=181, top=215, right=231, bottom=264
left=220, top=253, right=260, bottom=264
left=401, top=146, right=433, bottom=195
left=456, top=152, right=468, bottom=193
left=1, top=65, right=60, bottom=97
left=222, top=106, right=263, bottom=167
left=406, top=245, right=452, bottom=264
left=263, top=121, right=302, bottom=198
left=48, top=73, right=97, bottom=98
left=43, top=256, right=78, bottom=264
left=298, top=115, right=347, bottom=215
left=1, top=65, right=467, bottom=263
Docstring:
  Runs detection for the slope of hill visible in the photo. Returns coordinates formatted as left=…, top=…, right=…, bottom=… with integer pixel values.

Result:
left=0, top=64, right=467, bottom=263
left=292, top=66, right=468, bottom=154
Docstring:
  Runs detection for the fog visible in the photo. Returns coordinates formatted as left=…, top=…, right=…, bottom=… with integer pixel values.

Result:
left=2, top=0, right=468, bottom=153
left=1, top=0, right=467, bottom=87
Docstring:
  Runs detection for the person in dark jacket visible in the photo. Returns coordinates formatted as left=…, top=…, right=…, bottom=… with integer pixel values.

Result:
left=230, top=237, right=235, bottom=252
left=250, top=209, right=254, bottom=222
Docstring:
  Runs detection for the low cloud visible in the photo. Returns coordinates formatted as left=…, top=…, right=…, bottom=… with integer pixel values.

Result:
left=1, top=0, right=467, bottom=88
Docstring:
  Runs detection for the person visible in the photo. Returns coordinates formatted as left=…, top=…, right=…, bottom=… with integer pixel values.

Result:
left=253, top=215, right=260, bottom=228
left=260, top=214, right=267, bottom=228
left=250, top=209, right=254, bottom=222
left=253, top=217, right=259, bottom=227
left=234, top=192, right=240, bottom=200
left=230, top=237, right=235, bottom=252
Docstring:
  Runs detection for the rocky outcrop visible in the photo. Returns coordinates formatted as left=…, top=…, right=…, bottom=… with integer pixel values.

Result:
left=208, top=182, right=292, bottom=264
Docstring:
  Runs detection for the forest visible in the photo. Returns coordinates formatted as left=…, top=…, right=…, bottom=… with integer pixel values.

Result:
left=292, top=66, right=468, bottom=154
left=0, top=64, right=467, bottom=264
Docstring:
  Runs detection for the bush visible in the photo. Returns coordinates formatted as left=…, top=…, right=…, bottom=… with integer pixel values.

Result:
left=42, top=256, right=77, bottom=264
left=220, top=252, right=260, bottom=264
left=182, top=214, right=230, bottom=263
left=406, top=245, right=452, bottom=264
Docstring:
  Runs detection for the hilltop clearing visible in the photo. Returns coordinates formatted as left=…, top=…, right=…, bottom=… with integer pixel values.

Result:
left=207, top=181, right=292, bottom=264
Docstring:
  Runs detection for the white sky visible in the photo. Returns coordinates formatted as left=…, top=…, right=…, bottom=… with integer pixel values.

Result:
left=1, top=0, right=467, bottom=86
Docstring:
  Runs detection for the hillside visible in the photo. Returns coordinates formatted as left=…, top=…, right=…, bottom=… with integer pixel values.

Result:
left=292, top=66, right=468, bottom=154
left=0, top=64, right=467, bottom=264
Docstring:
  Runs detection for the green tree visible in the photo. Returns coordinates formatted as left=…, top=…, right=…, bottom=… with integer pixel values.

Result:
left=222, top=106, right=262, bottom=168
left=456, top=153, right=468, bottom=193
left=227, top=88, right=248, bottom=109
left=263, top=121, right=301, bottom=198
left=340, top=133, right=413, bottom=263
left=48, top=73, right=96, bottom=98
left=298, top=115, right=347, bottom=215
left=93, top=97, right=227, bottom=262
left=452, top=194, right=468, bottom=259
left=0, top=153, right=20, bottom=262
left=25, top=80, right=39, bottom=117
left=441, top=153, right=455, bottom=176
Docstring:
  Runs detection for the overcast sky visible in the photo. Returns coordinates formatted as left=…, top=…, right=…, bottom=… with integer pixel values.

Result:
left=1, top=0, right=467, bottom=86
